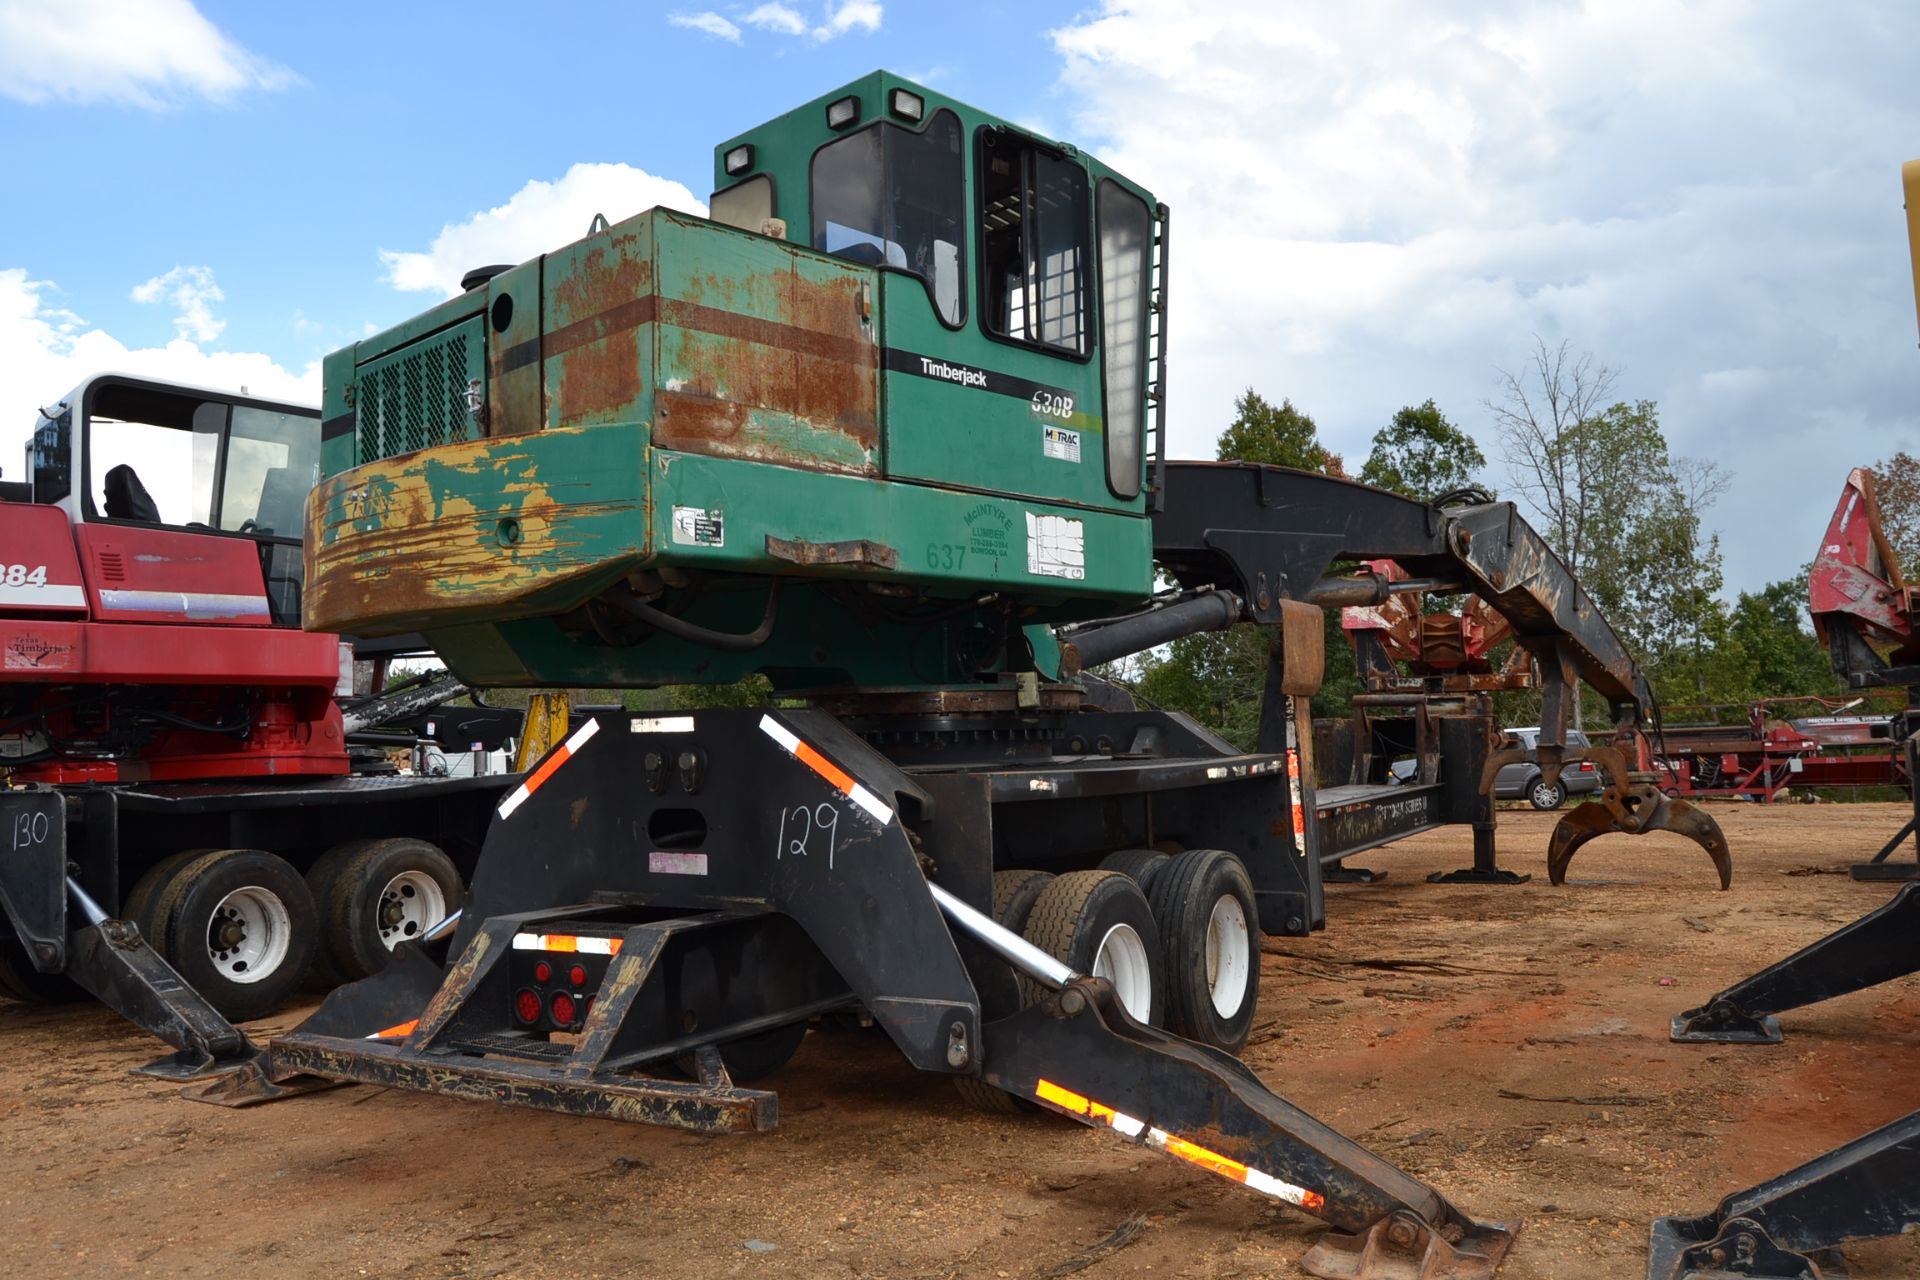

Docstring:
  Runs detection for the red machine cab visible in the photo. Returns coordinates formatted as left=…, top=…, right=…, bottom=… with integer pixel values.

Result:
left=1, top=375, right=346, bottom=782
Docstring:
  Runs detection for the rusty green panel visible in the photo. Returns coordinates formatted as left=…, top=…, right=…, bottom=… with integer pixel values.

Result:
left=649, top=212, right=879, bottom=477
left=645, top=448, right=1149, bottom=599
left=540, top=213, right=657, bottom=432
left=303, top=422, right=648, bottom=638
left=485, top=259, right=544, bottom=437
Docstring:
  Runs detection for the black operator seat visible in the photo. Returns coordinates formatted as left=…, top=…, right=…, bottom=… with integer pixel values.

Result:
left=103, top=464, right=161, bottom=523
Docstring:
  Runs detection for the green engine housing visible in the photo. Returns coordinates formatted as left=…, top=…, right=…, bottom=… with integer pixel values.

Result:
left=306, top=72, right=1163, bottom=691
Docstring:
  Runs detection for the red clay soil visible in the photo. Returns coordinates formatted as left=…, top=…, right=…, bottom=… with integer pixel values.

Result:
left=3, top=804, right=1918, bottom=1278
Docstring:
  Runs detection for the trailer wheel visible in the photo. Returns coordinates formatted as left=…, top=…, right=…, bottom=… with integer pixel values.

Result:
left=991, top=869, right=1055, bottom=935
left=1098, top=848, right=1172, bottom=895
left=1528, top=776, right=1567, bottom=810
left=314, top=839, right=463, bottom=981
left=677, top=1021, right=809, bottom=1083
left=953, top=870, right=1060, bottom=1115
left=1147, top=850, right=1259, bottom=1051
left=147, top=849, right=317, bottom=1022
left=1020, top=870, right=1164, bottom=1026
left=0, top=938, right=85, bottom=1003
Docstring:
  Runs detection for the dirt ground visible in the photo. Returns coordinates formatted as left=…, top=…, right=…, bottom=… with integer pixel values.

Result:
left=4, top=804, right=1920, bottom=1279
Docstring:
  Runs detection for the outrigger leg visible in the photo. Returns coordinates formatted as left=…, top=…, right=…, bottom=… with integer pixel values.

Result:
left=0, top=788, right=258, bottom=1080
left=1671, top=881, right=1920, bottom=1043
left=1648, top=1107, right=1920, bottom=1280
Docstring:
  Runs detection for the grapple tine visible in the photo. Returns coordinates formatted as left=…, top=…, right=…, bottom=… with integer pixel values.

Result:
left=1547, top=783, right=1731, bottom=888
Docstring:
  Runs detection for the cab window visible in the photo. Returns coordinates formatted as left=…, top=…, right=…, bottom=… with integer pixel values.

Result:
left=221, top=406, right=320, bottom=538
left=1098, top=181, right=1152, bottom=497
left=85, top=394, right=222, bottom=526
left=810, top=108, right=965, bottom=325
left=978, top=128, right=1090, bottom=357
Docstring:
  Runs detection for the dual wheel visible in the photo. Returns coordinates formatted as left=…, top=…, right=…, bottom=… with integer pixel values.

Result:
left=118, top=838, right=461, bottom=1022
left=997, top=848, right=1260, bottom=1050
left=955, top=850, right=1259, bottom=1115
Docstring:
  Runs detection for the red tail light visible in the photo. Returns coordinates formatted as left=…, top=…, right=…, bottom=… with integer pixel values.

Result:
left=533, top=961, right=553, bottom=984
left=569, top=964, right=588, bottom=987
left=513, top=988, right=542, bottom=1024
left=550, top=991, right=577, bottom=1026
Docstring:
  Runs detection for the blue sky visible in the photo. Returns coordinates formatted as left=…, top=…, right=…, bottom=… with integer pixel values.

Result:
left=3, top=0, right=1918, bottom=598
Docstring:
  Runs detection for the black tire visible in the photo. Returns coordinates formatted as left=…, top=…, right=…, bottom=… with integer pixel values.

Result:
left=1146, top=850, right=1260, bottom=1051
left=954, top=870, right=1060, bottom=1116
left=1527, top=776, right=1567, bottom=811
left=679, top=1020, right=808, bottom=1084
left=1098, top=848, right=1172, bottom=895
left=123, top=848, right=217, bottom=943
left=0, top=936, right=85, bottom=1003
left=991, top=869, right=1055, bottom=933
left=146, top=849, right=318, bottom=1023
left=315, top=838, right=463, bottom=981
left=1020, top=870, right=1164, bottom=1027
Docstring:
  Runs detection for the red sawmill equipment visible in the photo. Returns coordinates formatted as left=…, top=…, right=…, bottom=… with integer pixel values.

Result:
left=1649, top=695, right=1908, bottom=803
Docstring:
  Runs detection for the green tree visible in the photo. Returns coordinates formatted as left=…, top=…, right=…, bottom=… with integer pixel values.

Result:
left=1869, top=451, right=1920, bottom=571
left=1728, top=573, right=1841, bottom=698
left=1217, top=389, right=1345, bottom=476
left=1357, top=400, right=1487, bottom=501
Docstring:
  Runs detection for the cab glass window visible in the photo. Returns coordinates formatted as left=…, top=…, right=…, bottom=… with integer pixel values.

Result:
left=979, top=129, right=1090, bottom=356
left=810, top=108, right=964, bottom=325
left=87, top=397, right=222, bottom=526
left=1098, top=181, right=1152, bottom=497
left=711, top=176, right=774, bottom=233
left=221, top=406, right=320, bottom=538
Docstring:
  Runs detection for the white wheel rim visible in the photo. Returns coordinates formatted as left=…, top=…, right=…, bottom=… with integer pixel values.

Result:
left=1092, top=923, right=1154, bottom=1024
left=1205, top=893, right=1252, bottom=1018
left=376, top=871, right=449, bottom=949
left=1533, top=782, right=1557, bottom=806
left=206, top=886, right=292, bottom=985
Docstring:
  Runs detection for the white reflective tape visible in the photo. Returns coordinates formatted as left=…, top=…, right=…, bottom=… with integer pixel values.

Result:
left=759, top=714, right=800, bottom=753
left=631, top=716, right=695, bottom=733
left=497, top=783, right=533, bottom=820
left=846, top=782, right=893, bottom=825
left=1108, top=1110, right=1147, bottom=1139
left=1243, top=1166, right=1319, bottom=1207
left=563, top=718, right=601, bottom=752
left=0, top=583, right=84, bottom=608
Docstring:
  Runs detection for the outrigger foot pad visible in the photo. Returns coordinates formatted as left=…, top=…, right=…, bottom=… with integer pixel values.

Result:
left=1647, top=1215, right=1842, bottom=1280
left=1547, top=784, right=1732, bottom=889
left=1426, top=868, right=1530, bottom=885
left=1669, top=1000, right=1783, bottom=1045
left=182, top=1056, right=345, bottom=1107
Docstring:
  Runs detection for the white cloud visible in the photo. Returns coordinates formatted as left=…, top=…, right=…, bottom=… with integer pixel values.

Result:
left=815, top=0, right=880, bottom=39
left=1050, top=0, right=1920, bottom=594
left=744, top=3, right=806, bottom=36
left=0, top=0, right=298, bottom=108
left=668, top=11, right=742, bottom=42
left=131, top=265, right=226, bottom=343
left=379, top=164, right=708, bottom=299
left=0, top=267, right=318, bottom=473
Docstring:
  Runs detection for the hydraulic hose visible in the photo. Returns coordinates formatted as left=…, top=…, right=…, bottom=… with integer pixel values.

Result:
left=604, top=583, right=782, bottom=652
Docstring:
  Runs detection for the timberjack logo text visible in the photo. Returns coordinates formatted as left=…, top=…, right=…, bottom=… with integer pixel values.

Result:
left=918, top=357, right=988, bottom=387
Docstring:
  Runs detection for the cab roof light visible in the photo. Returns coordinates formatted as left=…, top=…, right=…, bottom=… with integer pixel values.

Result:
left=724, top=144, right=754, bottom=176
left=889, top=89, right=924, bottom=123
left=826, top=95, right=860, bottom=130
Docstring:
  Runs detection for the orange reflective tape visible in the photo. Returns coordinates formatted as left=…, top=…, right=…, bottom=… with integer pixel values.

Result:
left=1036, top=1078, right=1091, bottom=1115
left=523, top=742, right=573, bottom=795
left=370, top=1018, right=419, bottom=1040
left=794, top=739, right=856, bottom=796
left=1162, top=1132, right=1251, bottom=1183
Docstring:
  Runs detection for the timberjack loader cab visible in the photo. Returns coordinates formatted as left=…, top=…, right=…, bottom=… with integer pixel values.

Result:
left=305, top=72, right=1168, bottom=693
